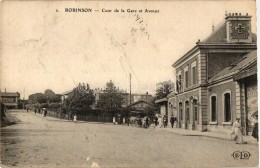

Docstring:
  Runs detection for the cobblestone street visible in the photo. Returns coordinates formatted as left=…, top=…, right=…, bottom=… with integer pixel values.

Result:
left=1, top=110, right=259, bottom=168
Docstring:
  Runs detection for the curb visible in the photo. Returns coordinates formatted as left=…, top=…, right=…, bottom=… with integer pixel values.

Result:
left=165, top=129, right=258, bottom=146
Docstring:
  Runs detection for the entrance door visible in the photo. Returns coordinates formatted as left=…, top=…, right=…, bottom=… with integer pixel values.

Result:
left=185, top=101, right=189, bottom=129
left=192, top=100, right=198, bottom=130
left=179, top=102, right=183, bottom=128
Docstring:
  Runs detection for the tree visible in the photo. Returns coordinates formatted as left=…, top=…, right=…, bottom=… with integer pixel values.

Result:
left=155, top=82, right=172, bottom=99
left=96, top=81, right=123, bottom=114
left=44, top=89, right=61, bottom=103
left=28, top=93, right=47, bottom=104
left=66, top=83, right=95, bottom=114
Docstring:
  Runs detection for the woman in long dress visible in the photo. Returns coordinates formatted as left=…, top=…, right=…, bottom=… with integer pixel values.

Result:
left=232, top=118, right=243, bottom=144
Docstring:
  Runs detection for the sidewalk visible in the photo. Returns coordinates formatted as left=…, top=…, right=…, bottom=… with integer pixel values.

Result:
left=160, top=126, right=258, bottom=146
left=1, top=110, right=20, bottom=126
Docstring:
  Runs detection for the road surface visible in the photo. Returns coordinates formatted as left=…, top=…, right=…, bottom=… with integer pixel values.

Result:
left=1, top=110, right=259, bottom=168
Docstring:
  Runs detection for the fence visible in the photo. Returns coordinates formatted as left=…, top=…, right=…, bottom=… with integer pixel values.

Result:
left=46, top=110, right=113, bottom=123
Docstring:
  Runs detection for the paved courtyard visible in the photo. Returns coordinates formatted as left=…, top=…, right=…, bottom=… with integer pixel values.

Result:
left=1, top=110, right=259, bottom=168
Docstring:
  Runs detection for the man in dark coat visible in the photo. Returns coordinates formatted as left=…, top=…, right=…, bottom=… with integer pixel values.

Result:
left=170, top=115, right=175, bottom=128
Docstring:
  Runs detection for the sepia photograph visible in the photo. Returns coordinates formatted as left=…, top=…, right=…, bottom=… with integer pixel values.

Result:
left=0, top=0, right=258, bottom=167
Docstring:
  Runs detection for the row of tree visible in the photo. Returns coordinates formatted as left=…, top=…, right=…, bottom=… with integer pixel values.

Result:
left=27, top=80, right=172, bottom=117
left=64, top=81, right=124, bottom=116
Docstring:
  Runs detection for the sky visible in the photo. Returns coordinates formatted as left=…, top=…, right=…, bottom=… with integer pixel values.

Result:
left=0, top=0, right=257, bottom=99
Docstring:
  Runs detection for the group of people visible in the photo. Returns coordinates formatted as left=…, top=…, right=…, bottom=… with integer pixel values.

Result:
left=231, top=115, right=258, bottom=144
left=113, top=116, right=130, bottom=126
left=33, top=108, right=47, bottom=117
left=154, top=115, right=177, bottom=128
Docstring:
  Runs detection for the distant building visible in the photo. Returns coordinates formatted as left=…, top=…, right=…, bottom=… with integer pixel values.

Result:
left=128, top=100, right=155, bottom=113
left=61, top=90, right=74, bottom=103
left=94, top=88, right=153, bottom=108
left=0, top=91, right=20, bottom=109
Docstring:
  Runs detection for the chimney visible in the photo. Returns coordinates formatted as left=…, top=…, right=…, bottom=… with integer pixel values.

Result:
left=212, top=23, right=215, bottom=33
left=225, top=12, right=252, bottom=43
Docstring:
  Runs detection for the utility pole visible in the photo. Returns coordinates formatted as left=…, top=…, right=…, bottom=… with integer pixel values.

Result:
left=23, top=89, right=25, bottom=110
left=129, top=73, right=132, bottom=105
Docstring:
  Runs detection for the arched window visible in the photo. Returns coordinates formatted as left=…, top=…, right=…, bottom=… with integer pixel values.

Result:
left=210, top=95, right=217, bottom=122
left=179, top=102, right=183, bottom=121
left=224, top=92, right=231, bottom=122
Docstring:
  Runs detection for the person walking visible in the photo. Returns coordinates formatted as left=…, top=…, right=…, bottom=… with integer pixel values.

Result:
left=158, top=116, right=162, bottom=128
left=73, top=114, right=77, bottom=122
left=232, top=118, right=243, bottom=144
left=123, top=117, right=126, bottom=125
left=252, top=116, right=258, bottom=141
left=113, top=116, right=116, bottom=124
left=154, top=116, right=158, bottom=127
left=145, top=116, right=149, bottom=128
left=170, top=115, right=175, bottom=128
left=163, top=115, right=167, bottom=128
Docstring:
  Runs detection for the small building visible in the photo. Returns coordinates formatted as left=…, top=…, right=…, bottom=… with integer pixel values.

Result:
left=0, top=92, right=20, bottom=109
left=60, top=90, right=73, bottom=103
left=155, top=92, right=177, bottom=126
left=128, top=100, right=156, bottom=115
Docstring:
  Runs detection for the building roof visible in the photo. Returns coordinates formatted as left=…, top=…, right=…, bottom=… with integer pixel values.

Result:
left=208, top=50, right=257, bottom=83
left=0, top=92, right=19, bottom=97
left=60, top=90, right=73, bottom=95
left=127, top=100, right=154, bottom=108
left=155, top=98, right=168, bottom=104
left=172, top=17, right=257, bottom=67
left=202, top=22, right=257, bottom=44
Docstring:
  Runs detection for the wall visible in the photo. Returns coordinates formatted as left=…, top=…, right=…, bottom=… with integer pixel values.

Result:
left=208, top=52, right=246, bottom=79
left=207, top=80, right=236, bottom=133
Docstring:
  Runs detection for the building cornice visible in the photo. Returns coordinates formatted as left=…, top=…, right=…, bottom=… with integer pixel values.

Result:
left=172, top=43, right=257, bottom=68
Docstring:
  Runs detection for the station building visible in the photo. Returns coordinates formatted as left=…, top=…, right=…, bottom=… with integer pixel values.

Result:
left=172, top=13, right=257, bottom=132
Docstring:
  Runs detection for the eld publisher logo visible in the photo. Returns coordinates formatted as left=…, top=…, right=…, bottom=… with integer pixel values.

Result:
left=232, top=151, right=251, bottom=160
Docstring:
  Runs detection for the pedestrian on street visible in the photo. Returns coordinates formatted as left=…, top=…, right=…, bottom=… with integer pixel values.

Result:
left=252, top=116, right=258, bottom=141
left=232, top=118, right=243, bottom=144
left=44, top=109, right=47, bottom=117
left=142, top=117, right=146, bottom=128
left=163, top=115, right=167, bottom=128
left=73, top=114, right=77, bottom=122
left=113, top=116, right=116, bottom=124
left=158, top=116, right=162, bottom=128
left=145, top=116, right=149, bottom=128
left=154, top=116, right=158, bottom=127
left=34, top=108, right=36, bottom=114
left=170, top=115, right=175, bottom=128
left=127, top=117, right=130, bottom=126
left=123, top=117, right=126, bottom=125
